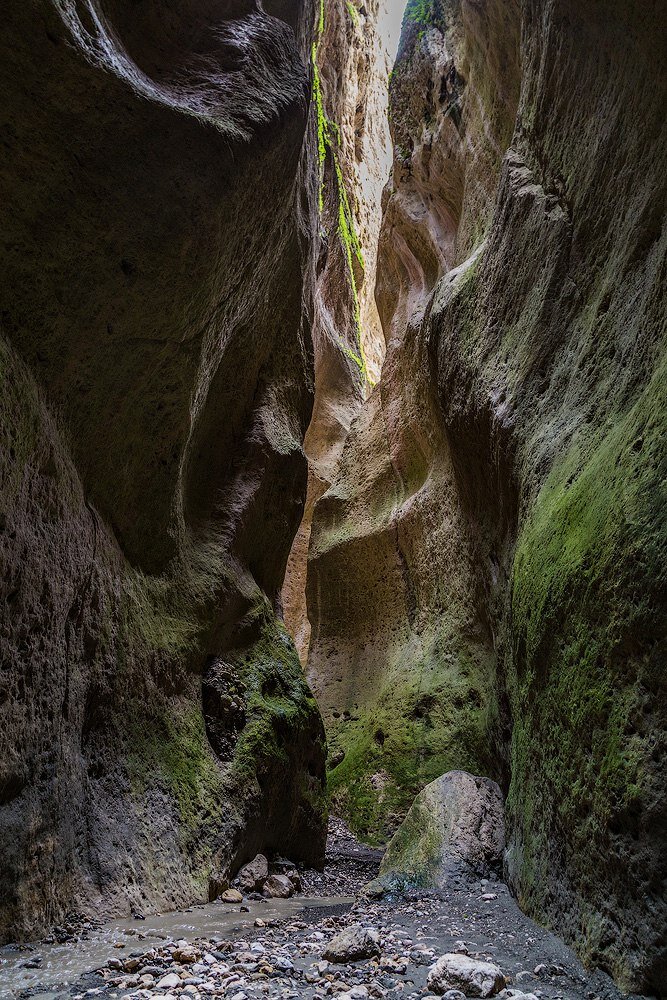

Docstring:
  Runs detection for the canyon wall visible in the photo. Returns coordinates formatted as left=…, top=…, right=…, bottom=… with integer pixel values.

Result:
left=0, top=0, right=326, bottom=940
left=307, top=0, right=667, bottom=991
left=282, top=0, right=396, bottom=665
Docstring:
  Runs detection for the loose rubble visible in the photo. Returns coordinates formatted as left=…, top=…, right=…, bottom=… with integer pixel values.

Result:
left=1, top=820, right=642, bottom=1000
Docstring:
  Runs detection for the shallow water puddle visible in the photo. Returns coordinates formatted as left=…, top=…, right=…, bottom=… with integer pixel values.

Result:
left=0, top=895, right=353, bottom=997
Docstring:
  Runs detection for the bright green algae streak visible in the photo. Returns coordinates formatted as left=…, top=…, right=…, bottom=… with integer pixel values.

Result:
left=310, top=2, right=370, bottom=384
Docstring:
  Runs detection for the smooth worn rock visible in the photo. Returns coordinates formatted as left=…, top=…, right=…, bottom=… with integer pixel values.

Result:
left=157, top=973, right=182, bottom=990
left=323, top=925, right=381, bottom=963
left=377, top=771, right=505, bottom=888
left=427, top=954, right=506, bottom=997
left=221, top=889, right=244, bottom=904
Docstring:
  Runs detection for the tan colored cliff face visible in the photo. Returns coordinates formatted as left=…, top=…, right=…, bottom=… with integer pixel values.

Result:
left=307, top=0, right=667, bottom=990
left=307, top=0, right=520, bottom=842
left=282, top=0, right=398, bottom=664
left=0, top=0, right=326, bottom=940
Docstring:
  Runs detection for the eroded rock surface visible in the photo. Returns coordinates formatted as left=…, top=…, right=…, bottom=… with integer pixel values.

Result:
left=307, top=0, right=521, bottom=846
left=0, top=0, right=326, bottom=940
left=281, top=0, right=399, bottom=666
left=376, top=771, right=505, bottom=890
left=306, top=0, right=667, bottom=991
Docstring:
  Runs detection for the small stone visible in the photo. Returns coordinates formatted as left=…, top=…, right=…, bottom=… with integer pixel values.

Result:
left=157, top=972, right=182, bottom=989
left=221, top=888, right=244, bottom=903
left=173, top=945, right=198, bottom=963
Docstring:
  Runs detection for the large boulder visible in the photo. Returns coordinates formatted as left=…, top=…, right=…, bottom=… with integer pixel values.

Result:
left=376, top=771, right=504, bottom=889
left=427, top=954, right=506, bottom=997
left=323, top=925, right=381, bottom=963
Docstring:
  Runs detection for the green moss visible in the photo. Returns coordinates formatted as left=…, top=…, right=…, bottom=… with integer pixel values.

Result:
left=311, top=46, right=328, bottom=213
left=310, top=16, right=370, bottom=388
left=123, top=572, right=200, bottom=655
left=231, top=622, right=315, bottom=775
left=326, top=640, right=495, bottom=844
left=507, top=357, right=667, bottom=954
left=378, top=790, right=443, bottom=887
left=346, top=0, right=360, bottom=27
left=403, top=0, right=440, bottom=28
left=124, top=702, right=224, bottom=850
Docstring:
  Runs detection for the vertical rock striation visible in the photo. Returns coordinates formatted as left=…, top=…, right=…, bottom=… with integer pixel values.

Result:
left=0, top=0, right=326, bottom=940
left=307, top=0, right=667, bottom=990
left=307, top=0, right=521, bottom=844
left=282, top=0, right=396, bottom=664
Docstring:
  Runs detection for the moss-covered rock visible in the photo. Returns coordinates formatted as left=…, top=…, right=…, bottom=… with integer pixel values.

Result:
left=374, top=770, right=504, bottom=891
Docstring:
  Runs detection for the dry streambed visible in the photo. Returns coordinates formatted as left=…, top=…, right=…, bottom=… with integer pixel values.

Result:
left=0, top=818, right=651, bottom=1000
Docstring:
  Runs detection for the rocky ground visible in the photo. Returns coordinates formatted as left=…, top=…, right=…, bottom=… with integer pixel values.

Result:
left=2, top=821, right=652, bottom=1000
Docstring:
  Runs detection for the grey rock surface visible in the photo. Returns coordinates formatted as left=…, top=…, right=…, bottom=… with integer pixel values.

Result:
left=322, top=924, right=381, bottom=963
left=427, top=953, right=506, bottom=997
left=377, top=771, right=505, bottom=888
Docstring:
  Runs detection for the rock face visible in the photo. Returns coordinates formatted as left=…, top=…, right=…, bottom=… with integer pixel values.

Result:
left=377, top=771, right=504, bottom=888
left=0, top=0, right=326, bottom=940
left=306, top=0, right=667, bottom=991
left=307, top=0, right=521, bottom=844
left=281, top=0, right=399, bottom=666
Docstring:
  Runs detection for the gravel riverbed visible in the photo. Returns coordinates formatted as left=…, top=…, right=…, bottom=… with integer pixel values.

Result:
left=0, top=822, right=651, bottom=1000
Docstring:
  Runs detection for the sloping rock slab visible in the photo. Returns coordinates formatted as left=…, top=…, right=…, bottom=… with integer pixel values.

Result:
left=375, top=771, right=504, bottom=890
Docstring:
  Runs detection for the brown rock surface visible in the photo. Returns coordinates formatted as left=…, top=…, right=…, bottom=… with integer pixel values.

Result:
left=306, top=0, right=667, bottom=990
left=0, top=0, right=326, bottom=940
left=281, top=0, right=397, bottom=665
left=307, top=0, right=521, bottom=844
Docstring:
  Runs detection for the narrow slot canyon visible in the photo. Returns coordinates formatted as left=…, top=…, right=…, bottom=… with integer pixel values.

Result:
left=0, top=1, right=666, bottom=999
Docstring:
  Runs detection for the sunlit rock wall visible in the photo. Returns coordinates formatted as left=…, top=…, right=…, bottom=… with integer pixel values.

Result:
left=281, top=0, right=400, bottom=664
left=307, top=0, right=667, bottom=990
left=307, top=0, right=520, bottom=842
